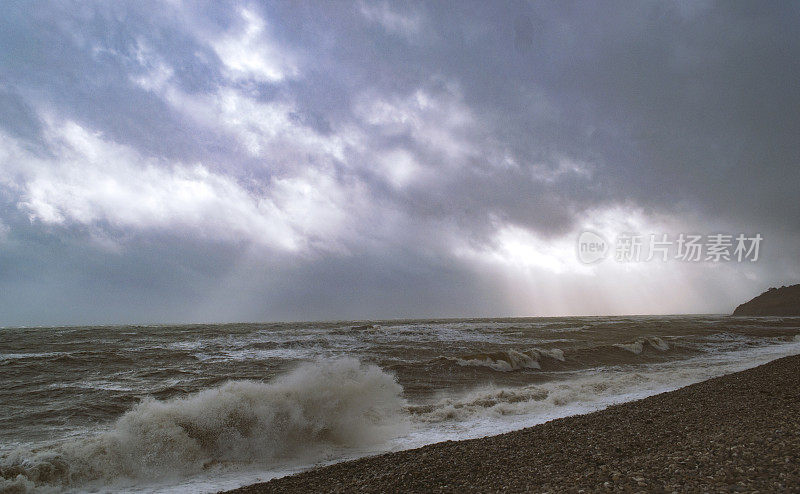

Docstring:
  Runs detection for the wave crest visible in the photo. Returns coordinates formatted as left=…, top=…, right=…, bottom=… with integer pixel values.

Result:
left=613, top=336, right=670, bottom=354
left=453, top=347, right=565, bottom=372
left=0, top=358, right=407, bottom=490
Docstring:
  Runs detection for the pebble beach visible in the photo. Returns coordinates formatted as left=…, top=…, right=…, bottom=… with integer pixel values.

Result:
left=225, top=354, right=800, bottom=493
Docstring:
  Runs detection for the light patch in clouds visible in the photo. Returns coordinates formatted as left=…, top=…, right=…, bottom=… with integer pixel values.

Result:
left=377, top=148, right=425, bottom=189
left=453, top=205, right=756, bottom=316
left=458, top=223, right=579, bottom=275
left=210, top=7, right=298, bottom=83
left=4, top=121, right=356, bottom=253
left=355, top=87, right=477, bottom=161
left=359, top=1, right=423, bottom=40
left=530, top=156, right=594, bottom=183
left=455, top=205, right=693, bottom=280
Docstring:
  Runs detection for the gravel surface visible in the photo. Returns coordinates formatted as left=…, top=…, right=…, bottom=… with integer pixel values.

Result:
left=224, top=355, right=800, bottom=493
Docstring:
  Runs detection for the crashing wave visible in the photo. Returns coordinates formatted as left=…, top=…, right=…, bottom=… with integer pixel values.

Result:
left=0, top=359, right=407, bottom=491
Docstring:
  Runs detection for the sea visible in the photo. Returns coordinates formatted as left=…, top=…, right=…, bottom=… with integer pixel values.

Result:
left=2, top=315, right=800, bottom=493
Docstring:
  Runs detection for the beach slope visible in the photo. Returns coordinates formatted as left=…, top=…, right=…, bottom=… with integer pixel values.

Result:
left=225, top=355, right=800, bottom=493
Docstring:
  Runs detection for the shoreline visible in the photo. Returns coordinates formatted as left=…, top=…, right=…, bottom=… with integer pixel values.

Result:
left=224, top=354, right=800, bottom=493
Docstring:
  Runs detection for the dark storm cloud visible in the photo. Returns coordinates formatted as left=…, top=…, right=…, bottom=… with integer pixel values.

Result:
left=0, top=0, right=798, bottom=325
left=259, top=0, right=800, bottom=234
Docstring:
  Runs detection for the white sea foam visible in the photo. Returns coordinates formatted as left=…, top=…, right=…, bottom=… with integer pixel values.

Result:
left=47, top=380, right=134, bottom=392
left=403, top=337, right=800, bottom=449
left=0, top=352, right=66, bottom=363
left=0, top=359, right=407, bottom=491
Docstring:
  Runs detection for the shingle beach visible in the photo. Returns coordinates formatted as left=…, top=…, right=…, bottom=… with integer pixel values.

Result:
left=225, top=355, right=800, bottom=493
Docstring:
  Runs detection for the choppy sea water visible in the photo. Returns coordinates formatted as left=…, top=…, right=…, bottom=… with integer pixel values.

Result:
left=2, top=315, right=800, bottom=492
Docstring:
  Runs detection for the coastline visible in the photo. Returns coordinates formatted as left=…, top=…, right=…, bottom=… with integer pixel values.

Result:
left=224, top=354, right=800, bottom=493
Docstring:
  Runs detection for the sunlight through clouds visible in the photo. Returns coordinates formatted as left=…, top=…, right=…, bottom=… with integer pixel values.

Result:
left=0, top=1, right=798, bottom=323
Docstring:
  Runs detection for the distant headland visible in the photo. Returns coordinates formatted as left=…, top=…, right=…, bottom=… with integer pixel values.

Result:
left=733, top=284, right=800, bottom=316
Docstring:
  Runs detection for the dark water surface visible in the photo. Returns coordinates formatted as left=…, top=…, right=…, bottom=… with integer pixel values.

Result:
left=2, top=316, right=800, bottom=492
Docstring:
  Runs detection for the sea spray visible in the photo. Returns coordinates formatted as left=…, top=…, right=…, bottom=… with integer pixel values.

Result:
left=0, top=358, right=408, bottom=491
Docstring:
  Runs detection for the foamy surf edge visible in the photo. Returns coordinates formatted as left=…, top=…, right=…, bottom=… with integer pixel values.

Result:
left=164, top=338, right=800, bottom=494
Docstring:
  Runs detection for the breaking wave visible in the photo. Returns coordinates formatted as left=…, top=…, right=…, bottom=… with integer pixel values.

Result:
left=0, top=359, right=407, bottom=491
left=408, top=339, right=790, bottom=425
left=408, top=373, right=630, bottom=423
left=613, top=336, right=670, bottom=354
left=452, top=348, right=565, bottom=372
left=448, top=338, right=672, bottom=372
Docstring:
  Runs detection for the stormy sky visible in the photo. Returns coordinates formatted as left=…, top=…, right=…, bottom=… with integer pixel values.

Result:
left=1, top=1, right=799, bottom=326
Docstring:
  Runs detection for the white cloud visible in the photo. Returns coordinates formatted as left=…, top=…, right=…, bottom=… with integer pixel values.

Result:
left=131, top=40, right=174, bottom=91
left=1, top=121, right=358, bottom=253
left=210, top=7, right=297, bottom=83
left=355, top=87, right=477, bottom=161
left=132, top=52, right=348, bottom=163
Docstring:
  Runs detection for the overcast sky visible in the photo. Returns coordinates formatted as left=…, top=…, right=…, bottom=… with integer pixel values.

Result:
left=1, top=1, right=799, bottom=326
